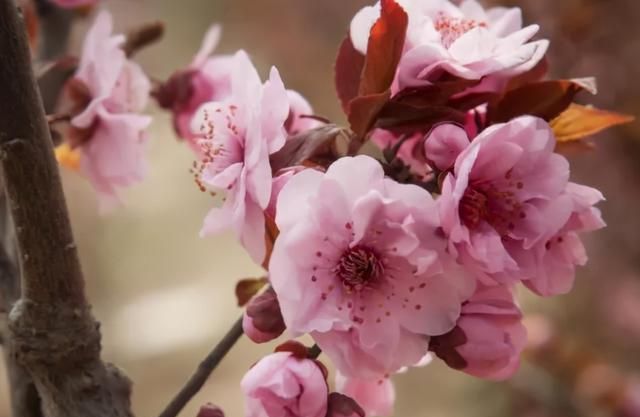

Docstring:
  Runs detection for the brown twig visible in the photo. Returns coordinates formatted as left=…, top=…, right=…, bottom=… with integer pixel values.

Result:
left=159, top=317, right=245, bottom=417
left=0, top=1, right=133, bottom=416
left=123, top=21, right=165, bottom=58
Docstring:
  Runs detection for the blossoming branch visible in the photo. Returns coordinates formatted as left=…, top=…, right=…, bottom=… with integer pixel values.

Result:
left=8, top=0, right=635, bottom=416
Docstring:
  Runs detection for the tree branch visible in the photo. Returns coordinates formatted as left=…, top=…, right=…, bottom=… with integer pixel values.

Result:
left=0, top=1, right=133, bottom=416
left=159, top=317, right=244, bottom=417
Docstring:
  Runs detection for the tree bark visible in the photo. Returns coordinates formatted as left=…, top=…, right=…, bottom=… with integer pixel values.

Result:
left=0, top=1, right=134, bottom=416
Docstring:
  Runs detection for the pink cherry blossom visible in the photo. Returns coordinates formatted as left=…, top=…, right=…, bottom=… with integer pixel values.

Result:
left=286, top=90, right=321, bottom=135
left=154, top=25, right=235, bottom=150
left=430, top=284, right=526, bottom=380
left=50, top=0, right=98, bottom=8
left=438, top=116, right=604, bottom=286
left=269, top=155, right=474, bottom=378
left=265, top=166, right=306, bottom=221
left=70, top=11, right=151, bottom=208
left=240, top=351, right=328, bottom=417
left=194, top=50, right=289, bottom=265
left=336, top=373, right=395, bottom=417
left=511, top=182, right=605, bottom=296
left=350, top=0, right=548, bottom=91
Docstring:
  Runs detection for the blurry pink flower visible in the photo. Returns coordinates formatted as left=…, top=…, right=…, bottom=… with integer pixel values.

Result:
left=241, top=351, right=328, bottom=417
left=336, top=373, right=395, bottom=417
left=154, top=25, right=235, bottom=149
left=430, top=284, right=526, bottom=380
left=242, top=287, right=286, bottom=344
left=270, top=155, right=474, bottom=377
left=438, top=116, right=589, bottom=285
left=510, top=182, right=605, bottom=296
left=286, top=90, right=321, bottom=135
left=70, top=11, right=151, bottom=208
left=266, top=166, right=306, bottom=221
left=424, top=123, right=470, bottom=171
left=350, top=0, right=548, bottom=91
left=50, top=0, right=98, bottom=8
left=194, top=50, right=289, bottom=265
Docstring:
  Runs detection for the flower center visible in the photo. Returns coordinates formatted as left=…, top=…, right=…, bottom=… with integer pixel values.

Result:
left=434, top=13, right=487, bottom=48
left=335, top=246, right=384, bottom=293
left=459, top=182, right=524, bottom=235
left=459, top=187, right=488, bottom=230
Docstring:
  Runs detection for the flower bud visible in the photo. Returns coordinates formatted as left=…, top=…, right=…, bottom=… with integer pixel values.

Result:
left=243, top=288, right=285, bottom=343
left=196, top=403, right=224, bottom=417
left=326, top=393, right=365, bottom=417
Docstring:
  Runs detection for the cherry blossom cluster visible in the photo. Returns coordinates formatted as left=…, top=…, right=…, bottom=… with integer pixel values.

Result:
left=45, top=0, right=634, bottom=416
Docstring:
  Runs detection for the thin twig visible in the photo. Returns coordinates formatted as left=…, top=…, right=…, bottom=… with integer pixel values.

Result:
left=159, top=317, right=245, bottom=417
left=308, top=344, right=322, bottom=359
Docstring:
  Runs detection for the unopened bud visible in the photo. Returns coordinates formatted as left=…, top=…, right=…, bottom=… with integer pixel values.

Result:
left=326, top=393, right=365, bottom=417
left=243, top=288, right=285, bottom=343
left=197, top=403, right=224, bottom=417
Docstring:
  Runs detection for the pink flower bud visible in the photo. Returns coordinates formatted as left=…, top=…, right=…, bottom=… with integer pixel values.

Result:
left=196, top=404, right=224, bottom=417
left=430, top=285, right=526, bottom=380
left=243, top=288, right=285, bottom=344
left=326, top=393, right=365, bottom=417
left=241, top=352, right=328, bottom=417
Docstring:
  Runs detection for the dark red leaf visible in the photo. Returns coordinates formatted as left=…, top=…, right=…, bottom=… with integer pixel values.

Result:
left=348, top=91, right=391, bottom=138
left=335, top=36, right=366, bottom=113
left=376, top=100, right=466, bottom=133
left=269, top=124, right=347, bottom=172
left=359, top=0, right=408, bottom=96
left=487, top=77, right=597, bottom=124
left=393, top=78, right=481, bottom=107
left=506, top=56, right=549, bottom=91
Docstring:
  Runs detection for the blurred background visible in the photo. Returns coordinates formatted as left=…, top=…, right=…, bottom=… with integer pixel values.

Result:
left=3, top=0, right=640, bottom=416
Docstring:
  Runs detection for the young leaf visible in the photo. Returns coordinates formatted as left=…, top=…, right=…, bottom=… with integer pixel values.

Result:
left=269, top=124, right=347, bottom=172
left=347, top=0, right=408, bottom=138
left=335, top=36, right=365, bottom=113
left=348, top=91, right=391, bottom=138
left=488, top=78, right=597, bottom=124
left=551, top=104, right=635, bottom=142
left=235, top=277, right=268, bottom=307
left=358, top=0, right=408, bottom=96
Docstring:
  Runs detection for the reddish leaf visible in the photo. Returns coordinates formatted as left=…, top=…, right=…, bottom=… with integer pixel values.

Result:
left=393, top=78, right=481, bottom=107
left=270, top=125, right=347, bottom=172
left=358, top=0, right=408, bottom=96
left=335, top=36, right=366, bottom=113
left=506, top=56, right=549, bottom=91
left=348, top=91, right=391, bottom=138
left=551, top=104, right=635, bottom=143
left=488, top=77, right=597, bottom=124
left=235, top=277, right=268, bottom=307
left=376, top=100, right=466, bottom=133
left=341, top=0, right=408, bottom=141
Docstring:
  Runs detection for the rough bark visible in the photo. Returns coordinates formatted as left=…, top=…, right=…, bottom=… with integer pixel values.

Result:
left=0, top=1, right=134, bottom=416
